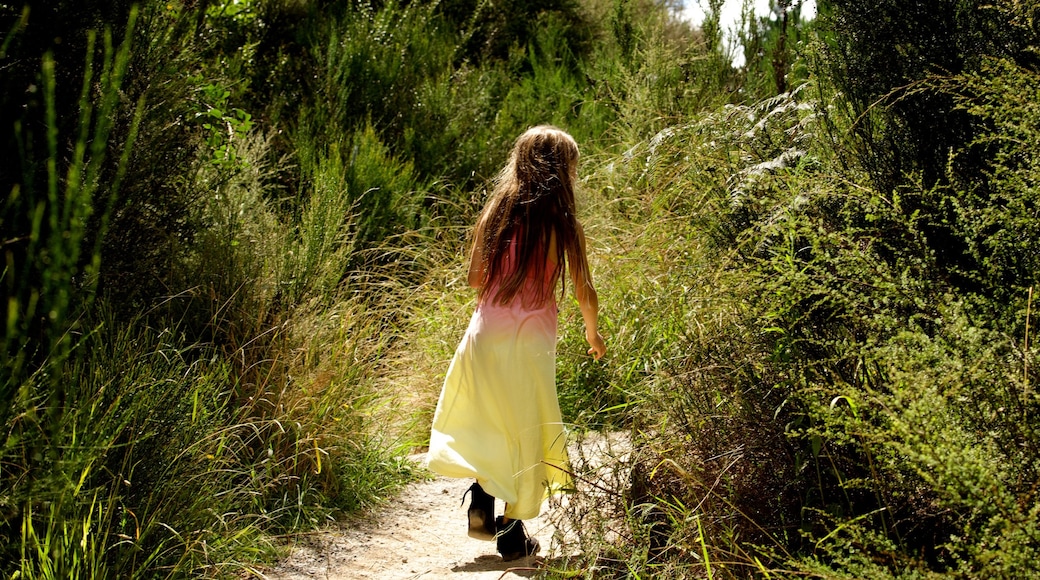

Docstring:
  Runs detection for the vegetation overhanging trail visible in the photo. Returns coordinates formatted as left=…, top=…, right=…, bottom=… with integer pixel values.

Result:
left=2, top=0, right=1039, bottom=577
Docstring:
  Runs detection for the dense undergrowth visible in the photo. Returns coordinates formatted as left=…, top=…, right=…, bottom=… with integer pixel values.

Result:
left=2, top=0, right=1039, bottom=577
left=548, top=2, right=1040, bottom=578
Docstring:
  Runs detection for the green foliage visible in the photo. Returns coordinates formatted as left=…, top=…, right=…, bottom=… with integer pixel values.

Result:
left=493, top=11, right=614, bottom=145
left=3, top=0, right=670, bottom=573
left=814, top=0, right=1040, bottom=300
left=194, top=81, right=254, bottom=171
left=549, top=8, right=1040, bottom=574
left=1, top=0, right=423, bottom=575
left=2, top=304, right=416, bottom=577
left=310, top=2, right=452, bottom=141
left=940, top=56, right=1040, bottom=306
left=440, top=0, right=590, bottom=63
left=96, top=2, right=223, bottom=310
left=206, top=0, right=257, bottom=24
left=287, top=123, right=421, bottom=298
left=402, top=63, right=509, bottom=183
left=15, top=0, right=1040, bottom=578
left=610, top=0, right=637, bottom=64
left=739, top=0, right=816, bottom=97
left=2, top=4, right=140, bottom=434
left=4, top=322, right=245, bottom=578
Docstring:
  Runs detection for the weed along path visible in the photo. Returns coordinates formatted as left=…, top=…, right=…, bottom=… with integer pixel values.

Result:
left=264, top=434, right=629, bottom=580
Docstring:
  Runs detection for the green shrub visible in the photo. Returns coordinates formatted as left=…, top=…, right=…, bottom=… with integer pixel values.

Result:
left=814, top=0, right=1040, bottom=299
left=439, top=0, right=591, bottom=63
left=938, top=55, right=1040, bottom=311
left=1, top=3, right=140, bottom=431
left=1, top=2, right=422, bottom=575
left=739, top=0, right=817, bottom=98
left=287, top=123, right=423, bottom=298
left=571, top=27, right=1040, bottom=575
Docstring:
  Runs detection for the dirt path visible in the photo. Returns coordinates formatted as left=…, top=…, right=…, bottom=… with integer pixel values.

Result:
left=263, top=471, right=547, bottom=580
left=263, top=434, right=628, bottom=580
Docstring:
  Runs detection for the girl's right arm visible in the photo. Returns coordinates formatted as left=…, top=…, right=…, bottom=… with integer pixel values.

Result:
left=571, top=222, right=606, bottom=360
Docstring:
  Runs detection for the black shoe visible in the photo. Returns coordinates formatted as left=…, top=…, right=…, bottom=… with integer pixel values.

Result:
left=462, top=482, right=496, bottom=540
left=495, top=516, right=540, bottom=561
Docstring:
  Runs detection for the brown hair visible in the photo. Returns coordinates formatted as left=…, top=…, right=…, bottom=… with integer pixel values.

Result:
left=473, top=125, right=588, bottom=307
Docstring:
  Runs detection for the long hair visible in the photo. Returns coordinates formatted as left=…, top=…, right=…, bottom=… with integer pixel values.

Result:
left=474, top=125, right=588, bottom=307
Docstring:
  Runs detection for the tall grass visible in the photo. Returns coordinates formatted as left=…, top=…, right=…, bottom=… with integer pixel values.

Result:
left=1, top=9, right=138, bottom=406
left=1, top=1, right=423, bottom=575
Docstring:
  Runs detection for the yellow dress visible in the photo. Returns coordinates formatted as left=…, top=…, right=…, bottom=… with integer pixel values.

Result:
left=427, top=255, right=571, bottom=521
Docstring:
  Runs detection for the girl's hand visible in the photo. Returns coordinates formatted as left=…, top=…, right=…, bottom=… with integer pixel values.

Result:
left=586, top=331, right=606, bottom=360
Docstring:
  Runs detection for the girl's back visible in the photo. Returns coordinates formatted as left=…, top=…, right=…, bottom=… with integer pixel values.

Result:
left=469, top=126, right=586, bottom=311
left=479, top=232, right=559, bottom=314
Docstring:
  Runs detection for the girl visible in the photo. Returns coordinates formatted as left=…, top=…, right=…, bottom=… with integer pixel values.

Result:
left=427, top=125, right=606, bottom=562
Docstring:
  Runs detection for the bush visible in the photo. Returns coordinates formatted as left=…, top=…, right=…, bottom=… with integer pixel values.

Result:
left=1, top=2, right=420, bottom=575
left=814, top=0, right=1040, bottom=298
left=549, top=25, right=1040, bottom=572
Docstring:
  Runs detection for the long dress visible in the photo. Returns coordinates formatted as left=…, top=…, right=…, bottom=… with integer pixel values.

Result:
left=427, top=246, right=571, bottom=521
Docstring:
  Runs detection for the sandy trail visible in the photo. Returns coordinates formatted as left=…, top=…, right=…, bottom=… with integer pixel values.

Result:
left=263, top=434, right=627, bottom=580
left=263, top=471, right=549, bottom=580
